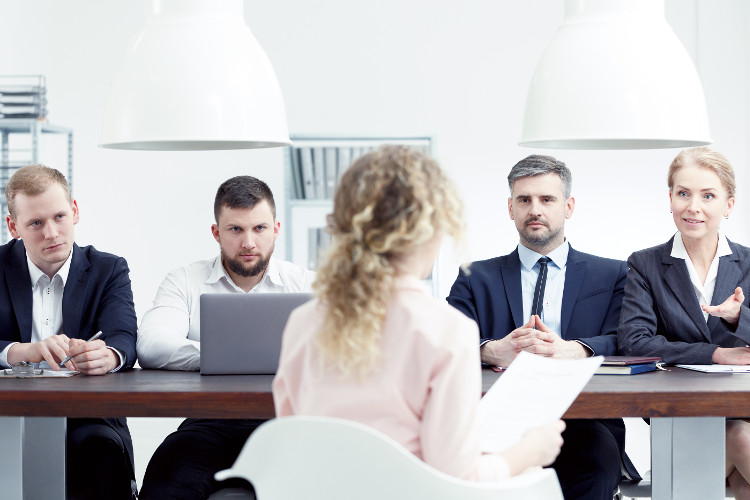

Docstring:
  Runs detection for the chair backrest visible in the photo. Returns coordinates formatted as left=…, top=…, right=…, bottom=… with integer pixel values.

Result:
left=215, top=415, right=563, bottom=500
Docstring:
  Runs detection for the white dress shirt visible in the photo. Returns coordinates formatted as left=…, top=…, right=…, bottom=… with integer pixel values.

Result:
left=0, top=248, right=124, bottom=370
left=518, top=241, right=569, bottom=336
left=137, top=256, right=316, bottom=371
left=671, top=231, right=732, bottom=322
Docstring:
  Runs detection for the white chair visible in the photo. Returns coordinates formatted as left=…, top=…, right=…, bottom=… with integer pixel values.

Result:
left=215, top=415, right=564, bottom=500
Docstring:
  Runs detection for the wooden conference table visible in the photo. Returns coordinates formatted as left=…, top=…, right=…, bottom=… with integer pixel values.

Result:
left=1, top=367, right=746, bottom=499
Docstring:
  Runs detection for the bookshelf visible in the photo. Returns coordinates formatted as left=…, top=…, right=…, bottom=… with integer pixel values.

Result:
left=0, top=119, right=73, bottom=243
left=283, top=136, right=438, bottom=294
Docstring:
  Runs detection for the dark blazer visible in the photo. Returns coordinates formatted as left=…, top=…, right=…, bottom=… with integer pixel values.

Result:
left=447, top=244, right=639, bottom=481
left=618, top=236, right=750, bottom=365
left=0, top=239, right=138, bottom=474
left=447, top=245, right=627, bottom=356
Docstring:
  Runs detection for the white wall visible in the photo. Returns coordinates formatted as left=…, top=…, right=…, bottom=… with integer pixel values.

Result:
left=1, top=0, right=747, bottom=311
left=1, top=0, right=748, bottom=485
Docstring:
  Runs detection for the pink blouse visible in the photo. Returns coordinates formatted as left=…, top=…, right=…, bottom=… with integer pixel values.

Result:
left=273, top=274, right=510, bottom=481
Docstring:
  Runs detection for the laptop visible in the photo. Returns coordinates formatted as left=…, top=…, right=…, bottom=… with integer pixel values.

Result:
left=199, top=292, right=313, bottom=375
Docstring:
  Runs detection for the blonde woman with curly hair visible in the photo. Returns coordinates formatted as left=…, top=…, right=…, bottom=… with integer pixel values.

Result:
left=273, top=145, right=564, bottom=480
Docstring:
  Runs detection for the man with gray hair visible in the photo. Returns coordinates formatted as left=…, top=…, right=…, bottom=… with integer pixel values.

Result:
left=447, top=155, right=639, bottom=500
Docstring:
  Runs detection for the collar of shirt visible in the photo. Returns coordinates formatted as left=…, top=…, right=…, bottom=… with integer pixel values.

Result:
left=670, top=230, right=732, bottom=320
left=670, top=230, right=732, bottom=261
left=205, top=255, right=285, bottom=292
left=518, top=240, right=569, bottom=272
left=394, top=273, right=431, bottom=294
left=26, top=247, right=73, bottom=288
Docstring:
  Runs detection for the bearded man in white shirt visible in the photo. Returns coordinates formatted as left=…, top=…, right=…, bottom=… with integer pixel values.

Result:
left=137, top=175, right=315, bottom=500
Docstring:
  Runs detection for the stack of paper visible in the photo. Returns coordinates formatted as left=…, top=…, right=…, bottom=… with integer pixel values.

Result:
left=0, top=75, right=47, bottom=119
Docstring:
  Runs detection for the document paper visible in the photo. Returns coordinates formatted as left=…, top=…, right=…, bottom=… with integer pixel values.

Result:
left=479, top=351, right=603, bottom=453
left=677, top=364, right=750, bottom=373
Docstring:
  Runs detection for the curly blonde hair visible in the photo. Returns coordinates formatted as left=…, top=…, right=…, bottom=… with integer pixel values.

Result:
left=314, top=145, right=464, bottom=377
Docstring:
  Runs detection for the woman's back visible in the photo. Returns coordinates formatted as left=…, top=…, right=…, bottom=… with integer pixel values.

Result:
left=273, top=145, right=562, bottom=482
left=274, top=274, right=499, bottom=479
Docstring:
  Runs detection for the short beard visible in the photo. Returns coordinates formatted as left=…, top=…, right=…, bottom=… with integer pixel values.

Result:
left=222, top=245, right=273, bottom=278
left=519, top=218, right=564, bottom=250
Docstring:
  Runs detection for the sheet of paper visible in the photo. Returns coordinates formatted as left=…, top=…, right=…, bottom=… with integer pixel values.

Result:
left=39, top=369, right=79, bottom=377
left=0, top=369, right=79, bottom=378
left=677, top=364, right=750, bottom=373
left=479, top=351, right=603, bottom=453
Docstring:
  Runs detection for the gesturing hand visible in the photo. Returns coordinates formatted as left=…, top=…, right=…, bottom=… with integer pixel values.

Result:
left=703, top=287, right=744, bottom=325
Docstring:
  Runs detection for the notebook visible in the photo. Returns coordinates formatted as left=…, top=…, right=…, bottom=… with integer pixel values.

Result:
left=595, top=356, right=663, bottom=375
left=199, top=292, right=313, bottom=375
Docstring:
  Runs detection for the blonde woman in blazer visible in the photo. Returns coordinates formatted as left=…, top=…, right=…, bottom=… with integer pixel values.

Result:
left=618, top=147, right=750, bottom=499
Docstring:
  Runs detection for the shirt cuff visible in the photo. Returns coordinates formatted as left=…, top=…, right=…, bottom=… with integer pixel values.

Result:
left=0, top=343, right=19, bottom=368
left=107, top=347, right=126, bottom=372
left=573, top=339, right=594, bottom=356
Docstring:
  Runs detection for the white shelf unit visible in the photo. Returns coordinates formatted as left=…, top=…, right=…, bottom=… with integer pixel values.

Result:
left=0, top=119, right=73, bottom=243
left=283, top=136, right=439, bottom=295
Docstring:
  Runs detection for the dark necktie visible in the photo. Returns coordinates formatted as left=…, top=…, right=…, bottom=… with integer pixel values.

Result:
left=531, top=257, right=551, bottom=317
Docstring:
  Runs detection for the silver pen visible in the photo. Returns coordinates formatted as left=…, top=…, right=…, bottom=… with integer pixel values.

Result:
left=58, top=331, right=103, bottom=367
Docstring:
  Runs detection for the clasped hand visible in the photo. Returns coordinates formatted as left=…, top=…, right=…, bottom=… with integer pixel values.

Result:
left=480, top=315, right=587, bottom=366
left=7, top=334, right=116, bottom=375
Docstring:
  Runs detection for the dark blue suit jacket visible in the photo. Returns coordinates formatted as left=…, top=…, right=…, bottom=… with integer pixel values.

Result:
left=618, top=237, right=750, bottom=364
left=0, top=239, right=138, bottom=474
left=447, top=246, right=627, bottom=356
left=447, top=245, right=639, bottom=481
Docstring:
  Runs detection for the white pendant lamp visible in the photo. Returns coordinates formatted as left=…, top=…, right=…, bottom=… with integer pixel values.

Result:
left=520, top=0, right=712, bottom=150
left=100, top=0, right=290, bottom=150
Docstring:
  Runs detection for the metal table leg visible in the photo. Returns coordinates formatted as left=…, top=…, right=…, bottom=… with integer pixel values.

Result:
left=0, top=417, right=66, bottom=500
left=651, top=417, right=725, bottom=500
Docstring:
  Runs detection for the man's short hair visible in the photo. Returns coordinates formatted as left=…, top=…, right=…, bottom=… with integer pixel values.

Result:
left=5, top=164, right=72, bottom=219
left=213, top=175, right=276, bottom=222
left=507, top=155, right=572, bottom=199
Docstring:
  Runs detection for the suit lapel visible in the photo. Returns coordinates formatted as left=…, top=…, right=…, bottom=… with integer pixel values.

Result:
left=662, top=244, right=712, bottom=342
left=499, top=250, right=524, bottom=328
left=62, top=244, right=88, bottom=338
left=6, top=241, right=33, bottom=342
left=560, top=248, right=585, bottom=339
left=708, top=246, right=742, bottom=334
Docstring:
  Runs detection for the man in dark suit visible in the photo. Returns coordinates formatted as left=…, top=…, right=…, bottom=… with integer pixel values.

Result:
left=448, top=155, right=639, bottom=500
left=0, top=165, right=137, bottom=500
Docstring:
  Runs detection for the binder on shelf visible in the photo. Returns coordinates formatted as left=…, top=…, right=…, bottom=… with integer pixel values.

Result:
left=323, top=147, right=338, bottom=199
left=311, top=147, right=326, bottom=199
left=291, top=148, right=305, bottom=199
left=299, top=147, right=315, bottom=200
left=336, top=147, right=352, bottom=186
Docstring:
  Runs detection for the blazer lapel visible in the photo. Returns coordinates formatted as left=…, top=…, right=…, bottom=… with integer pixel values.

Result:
left=499, top=250, right=525, bottom=328
left=6, top=241, right=33, bottom=342
left=662, top=245, right=712, bottom=342
left=708, top=248, right=742, bottom=334
left=560, top=248, right=585, bottom=339
left=62, top=244, right=89, bottom=337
